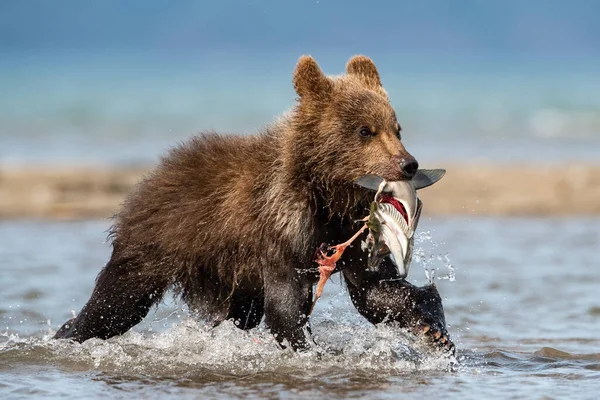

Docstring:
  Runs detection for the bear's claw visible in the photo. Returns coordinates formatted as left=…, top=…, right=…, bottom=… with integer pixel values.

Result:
left=415, top=324, right=456, bottom=356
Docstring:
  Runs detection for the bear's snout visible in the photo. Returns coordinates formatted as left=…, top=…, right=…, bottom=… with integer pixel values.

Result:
left=400, top=155, right=419, bottom=178
left=393, top=154, right=419, bottom=179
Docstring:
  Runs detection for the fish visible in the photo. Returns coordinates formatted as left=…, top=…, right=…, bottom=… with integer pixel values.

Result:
left=355, top=169, right=446, bottom=278
left=309, top=169, right=445, bottom=315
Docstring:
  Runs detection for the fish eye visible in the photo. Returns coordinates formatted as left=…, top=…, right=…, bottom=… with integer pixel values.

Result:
left=359, top=127, right=373, bottom=138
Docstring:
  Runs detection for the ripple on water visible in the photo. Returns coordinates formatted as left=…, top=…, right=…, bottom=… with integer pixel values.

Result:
left=3, top=324, right=599, bottom=398
left=2, top=217, right=600, bottom=398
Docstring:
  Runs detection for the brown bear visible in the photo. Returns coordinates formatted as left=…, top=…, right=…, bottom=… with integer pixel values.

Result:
left=54, top=55, right=453, bottom=353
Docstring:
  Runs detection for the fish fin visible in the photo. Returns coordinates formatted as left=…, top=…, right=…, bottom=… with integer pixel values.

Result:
left=356, top=170, right=446, bottom=191
left=354, top=174, right=385, bottom=191
left=413, top=169, right=446, bottom=190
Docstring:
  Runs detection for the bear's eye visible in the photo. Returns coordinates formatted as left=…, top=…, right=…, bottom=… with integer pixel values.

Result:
left=396, top=126, right=402, bottom=140
left=359, top=127, right=373, bottom=138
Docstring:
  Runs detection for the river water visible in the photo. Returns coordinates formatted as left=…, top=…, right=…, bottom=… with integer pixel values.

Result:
left=1, top=216, right=599, bottom=399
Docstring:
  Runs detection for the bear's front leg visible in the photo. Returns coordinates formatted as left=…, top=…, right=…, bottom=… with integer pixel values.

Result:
left=263, top=268, right=313, bottom=351
left=343, top=258, right=455, bottom=354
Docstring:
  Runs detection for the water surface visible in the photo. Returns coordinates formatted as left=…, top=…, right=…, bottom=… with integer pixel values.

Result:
left=1, top=217, right=599, bottom=398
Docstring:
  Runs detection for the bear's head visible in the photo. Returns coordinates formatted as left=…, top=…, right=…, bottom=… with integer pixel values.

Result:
left=289, top=55, right=418, bottom=189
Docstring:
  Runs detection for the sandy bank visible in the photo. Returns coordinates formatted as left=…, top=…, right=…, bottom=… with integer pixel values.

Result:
left=1, top=164, right=599, bottom=220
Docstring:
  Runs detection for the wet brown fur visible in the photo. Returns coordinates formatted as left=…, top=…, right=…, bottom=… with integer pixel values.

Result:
left=54, top=55, right=420, bottom=348
left=112, top=54, right=414, bottom=302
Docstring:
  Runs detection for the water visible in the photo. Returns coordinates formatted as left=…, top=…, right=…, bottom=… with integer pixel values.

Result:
left=1, top=52, right=599, bottom=167
left=1, top=217, right=599, bottom=398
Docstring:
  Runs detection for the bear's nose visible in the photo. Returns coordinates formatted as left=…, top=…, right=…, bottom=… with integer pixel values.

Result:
left=400, top=156, right=419, bottom=178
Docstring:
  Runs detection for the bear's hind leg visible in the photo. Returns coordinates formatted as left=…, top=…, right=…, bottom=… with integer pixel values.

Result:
left=54, top=256, right=169, bottom=343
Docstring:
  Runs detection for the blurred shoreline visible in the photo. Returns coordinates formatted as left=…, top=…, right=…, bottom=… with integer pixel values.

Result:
left=1, top=164, right=599, bottom=220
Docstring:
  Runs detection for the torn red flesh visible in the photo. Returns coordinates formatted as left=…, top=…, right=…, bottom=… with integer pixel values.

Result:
left=310, top=223, right=369, bottom=315
left=379, top=194, right=408, bottom=223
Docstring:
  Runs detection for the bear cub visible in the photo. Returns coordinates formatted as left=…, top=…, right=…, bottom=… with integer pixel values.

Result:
left=54, top=55, right=453, bottom=353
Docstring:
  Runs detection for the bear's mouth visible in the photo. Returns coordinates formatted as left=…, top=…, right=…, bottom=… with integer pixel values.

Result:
left=379, top=194, right=408, bottom=224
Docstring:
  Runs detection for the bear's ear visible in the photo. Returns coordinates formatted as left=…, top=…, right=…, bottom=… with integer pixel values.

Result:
left=346, top=55, right=382, bottom=88
left=293, top=55, right=333, bottom=99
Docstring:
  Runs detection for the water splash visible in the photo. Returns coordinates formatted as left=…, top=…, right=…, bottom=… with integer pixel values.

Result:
left=424, top=267, right=436, bottom=285
left=0, top=318, right=456, bottom=376
left=414, top=231, right=456, bottom=283
left=438, top=253, right=456, bottom=282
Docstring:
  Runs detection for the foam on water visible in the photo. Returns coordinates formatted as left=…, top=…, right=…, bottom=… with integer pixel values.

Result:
left=1, top=316, right=457, bottom=378
left=0, top=220, right=459, bottom=379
